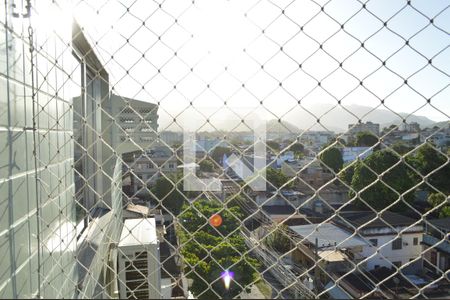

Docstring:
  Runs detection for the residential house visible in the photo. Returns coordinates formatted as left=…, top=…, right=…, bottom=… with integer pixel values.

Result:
left=422, top=217, right=450, bottom=278
left=334, top=211, right=423, bottom=273
left=123, top=145, right=178, bottom=195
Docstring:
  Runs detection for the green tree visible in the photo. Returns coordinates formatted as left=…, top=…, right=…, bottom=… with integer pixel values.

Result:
left=199, top=159, right=215, bottom=172
left=289, top=142, right=304, bottom=153
left=319, top=147, right=344, bottom=173
left=267, top=140, right=281, bottom=153
left=355, top=131, right=379, bottom=148
left=151, top=174, right=185, bottom=215
left=287, top=142, right=306, bottom=158
left=427, top=193, right=450, bottom=218
left=350, top=150, right=416, bottom=211
left=439, top=206, right=450, bottom=218
left=391, top=142, right=413, bottom=155
left=265, top=224, right=292, bottom=253
left=178, top=200, right=260, bottom=299
left=340, top=163, right=355, bottom=185
left=406, top=142, right=450, bottom=194
left=211, top=146, right=231, bottom=164
left=266, top=167, right=293, bottom=189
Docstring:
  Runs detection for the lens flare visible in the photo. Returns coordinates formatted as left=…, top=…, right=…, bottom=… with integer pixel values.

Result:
left=221, top=270, right=234, bottom=290
left=209, top=214, right=223, bottom=227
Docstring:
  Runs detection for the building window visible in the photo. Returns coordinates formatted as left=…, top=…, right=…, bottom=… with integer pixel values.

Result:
left=392, top=238, right=402, bottom=250
left=413, top=237, right=419, bottom=246
left=369, top=239, right=378, bottom=246
left=122, top=107, right=134, bottom=114
left=120, top=118, right=135, bottom=124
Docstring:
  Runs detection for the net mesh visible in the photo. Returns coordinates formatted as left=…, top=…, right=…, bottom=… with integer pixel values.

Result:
left=0, top=0, right=449, bottom=299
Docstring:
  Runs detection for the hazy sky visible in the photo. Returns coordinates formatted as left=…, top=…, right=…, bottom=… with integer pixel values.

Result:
left=72, top=0, right=449, bottom=131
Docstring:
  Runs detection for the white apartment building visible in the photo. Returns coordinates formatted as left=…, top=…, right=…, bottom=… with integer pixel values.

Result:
left=336, top=211, right=423, bottom=273
left=341, top=147, right=373, bottom=163
left=110, top=95, right=159, bottom=154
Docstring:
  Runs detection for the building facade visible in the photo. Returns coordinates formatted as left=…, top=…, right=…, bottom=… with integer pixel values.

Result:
left=110, top=94, right=158, bottom=154
left=422, top=218, right=450, bottom=278
left=123, top=145, right=178, bottom=196
left=347, top=121, right=380, bottom=137
left=336, top=212, right=423, bottom=273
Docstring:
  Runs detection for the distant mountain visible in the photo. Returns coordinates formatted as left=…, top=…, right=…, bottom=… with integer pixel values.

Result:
left=281, top=103, right=438, bottom=133
left=425, top=121, right=450, bottom=130
left=265, top=119, right=301, bottom=133
left=381, top=115, right=437, bottom=130
left=157, top=103, right=439, bottom=133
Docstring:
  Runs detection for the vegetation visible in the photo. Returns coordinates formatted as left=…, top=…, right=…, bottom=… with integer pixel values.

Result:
left=211, top=146, right=232, bottom=164
left=267, top=140, right=281, bottom=152
left=406, top=142, right=450, bottom=195
left=349, top=149, right=416, bottom=211
left=151, top=174, right=186, bottom=215
left=427, top=193, right=450, bottom=218
left=178, top=200, right=260, bottom=299
left=264, top=223, right=292, bottom=253
left=342, top=141, right=450, bottom=213
left=287, top=142, right=306, bottom=158
left=319, top=146, right=344, bottom=173
left=354, top=131, right=379, bottom=148
left=199, top=159, right=215, bottom=172
left=266, top=167, right=293, bottom=189
left=391, top=142, right=413, bottom=155
left=340, top=163, right=355, bottom=185
left=255, top=279, right=272, bottom=299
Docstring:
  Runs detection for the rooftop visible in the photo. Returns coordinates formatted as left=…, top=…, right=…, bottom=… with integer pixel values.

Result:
left=336, top=211, right=419, bottom=229
left=427, top=217, right=450, bottom=232
left=289, top=223, right=368, bottom=249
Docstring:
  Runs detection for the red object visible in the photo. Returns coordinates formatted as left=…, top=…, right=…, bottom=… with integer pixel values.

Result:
left=209, top=214, right=223, bottom=227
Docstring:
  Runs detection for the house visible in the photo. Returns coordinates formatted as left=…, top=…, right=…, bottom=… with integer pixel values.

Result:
left=122, top=145, right=178, bottom=195
left=334, top=211, right=423, bottom=273
left=288, top=223, right=369, bottom=274
left=422, top=217, right=450, bottom=278
left=341, top=147, right=372, bottom=164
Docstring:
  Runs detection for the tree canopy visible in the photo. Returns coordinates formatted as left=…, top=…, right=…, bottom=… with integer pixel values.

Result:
left=199, top=159, right=215, bottom=172
left=427, top=193, right=450, bottom=219
left=354, top=131, right=379, bottom=148
left=211, top=146, right=232, bottom=164
left=266, top=167, right=293, bottom=189
left=151, top=174, right=186, bottom=215
left=350, top=149, right=416, bottom=211
left=267, top=140, right=281, bottom=152
left=391, top=142, right=413, bottom=155
left=264, top=223, right=292, bottom=253
left=319, top=146, right=344, bottom=173
left=178, top=200, right=260, bottom=299
left=286, top=142, right=306, bottom=158
left=406, top=142, right=450, bottom=194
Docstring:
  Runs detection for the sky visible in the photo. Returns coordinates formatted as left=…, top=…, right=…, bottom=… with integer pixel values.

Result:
left=70, top=0, right=449, bottom=131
